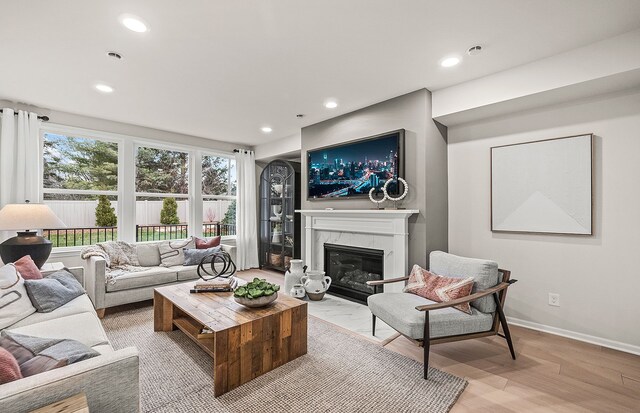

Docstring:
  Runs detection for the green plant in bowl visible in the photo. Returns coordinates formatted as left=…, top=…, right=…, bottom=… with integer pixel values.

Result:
left=234, top=278, right=280, bottom=307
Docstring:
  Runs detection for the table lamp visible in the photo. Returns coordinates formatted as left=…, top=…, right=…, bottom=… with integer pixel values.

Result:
left=0, top=202, right=66, bottom=268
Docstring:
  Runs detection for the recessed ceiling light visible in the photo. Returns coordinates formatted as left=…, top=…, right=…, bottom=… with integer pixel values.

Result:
left=467, top=45, right=483, bottom=56
left=440, top=56, right=461, bottom=68
left=95, top=83, right=114, bottom=93
left=120, top=15, right=148, bottom=33
left=324, top=101, right=338, bottom=109
left=107, top=51, right=123, bottom=60
left=261, top=126, right=273, bottom=133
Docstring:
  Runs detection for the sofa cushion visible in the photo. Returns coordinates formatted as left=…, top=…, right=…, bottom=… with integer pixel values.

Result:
left=429, top=251, right=500, bottom=313
left=136, top=243, right=161, bottom=267
left=367, top=292, right=494, bottom=340
left=158, top=238, right=195, bottom=267
left=8, top=295, right=95, bottom=329
left=0, top=331, right=99, bottom=378
left=170, top=266, right=200, bottom=282
left=5, top=312, right=111, bottom=349
left=24, top=269, right=85, bottom=313
left=106, top=267, right=177, bottom=292
left=13, top=256, right=42, bottom=280
left=0, top=264, right=36, bottom=329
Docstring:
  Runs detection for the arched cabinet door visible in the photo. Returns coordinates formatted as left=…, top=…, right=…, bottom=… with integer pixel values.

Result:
left=259, top=160, right=301, bottom=271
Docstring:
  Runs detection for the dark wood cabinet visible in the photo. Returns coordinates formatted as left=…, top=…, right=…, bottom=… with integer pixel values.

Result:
left=259, top=160, right=301, bottom=271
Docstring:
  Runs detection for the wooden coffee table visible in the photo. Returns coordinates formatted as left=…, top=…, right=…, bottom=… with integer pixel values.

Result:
left=153, top=282, right=307, bottom=396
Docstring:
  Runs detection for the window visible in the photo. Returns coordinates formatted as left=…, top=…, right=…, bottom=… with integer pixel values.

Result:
left=135, top=146, right=190, bottom=241
left=202, top=155, right=236, bottom=237
left=38, top=126, right=238, bottom=249
left=42, top=132, right=119, bottom=247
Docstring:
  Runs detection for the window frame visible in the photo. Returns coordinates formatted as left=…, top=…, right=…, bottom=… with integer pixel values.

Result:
left=39, top=123, right=237, bottom=252
left=40, top=126, right=124, bottom=252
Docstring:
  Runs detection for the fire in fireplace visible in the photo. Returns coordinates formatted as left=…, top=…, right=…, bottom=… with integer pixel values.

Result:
left=323, top=243, right=384, bottom=303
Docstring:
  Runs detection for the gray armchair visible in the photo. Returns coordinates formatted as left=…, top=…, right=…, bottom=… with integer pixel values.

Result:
left=367, top=251, right=516, bottom=379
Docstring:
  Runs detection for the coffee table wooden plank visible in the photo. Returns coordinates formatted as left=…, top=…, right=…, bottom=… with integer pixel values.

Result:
left=153, top=290, right=174, bottom=331
left=240, top=323, right=253, bottom=383
left=227, top=326, right=241, bottom=390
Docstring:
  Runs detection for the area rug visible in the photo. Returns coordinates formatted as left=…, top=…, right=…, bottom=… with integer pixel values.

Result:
left=102, top=306, right=467, bottom=412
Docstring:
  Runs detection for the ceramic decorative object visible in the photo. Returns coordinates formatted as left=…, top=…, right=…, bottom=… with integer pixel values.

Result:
left=284, top=259, right=307, bottom=296
left=234, top=293, right=278, bottom=308
left=271, top=204, right=282, bottom=219
left=306, top=291, right=325, bottom=301
left=300, top=270, right=331, bottom=298
left=272, top=184, right=283, bottom=197
left=289, top=283, right=306, bottom=299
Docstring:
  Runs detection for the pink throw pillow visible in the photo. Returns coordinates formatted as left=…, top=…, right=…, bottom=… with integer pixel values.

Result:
left=13, top=256, right=42, bottom=280
left=195, top=236, right=221, bottom=249
left=0, top=347, right=22, bottom=384
left=403, top=265, right=475, bottom=314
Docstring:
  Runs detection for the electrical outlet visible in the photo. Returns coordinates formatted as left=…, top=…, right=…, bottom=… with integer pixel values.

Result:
left=548, top=293, right=560, bottom=307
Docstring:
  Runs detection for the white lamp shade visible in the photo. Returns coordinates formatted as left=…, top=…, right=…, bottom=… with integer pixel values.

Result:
left=0, top=204, right=66, bottom=231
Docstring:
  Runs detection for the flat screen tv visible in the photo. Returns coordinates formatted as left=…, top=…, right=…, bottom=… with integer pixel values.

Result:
left=307, top=129, right=404, bottom=200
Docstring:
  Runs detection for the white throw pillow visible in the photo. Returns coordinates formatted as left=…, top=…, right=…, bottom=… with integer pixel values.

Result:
left=158, top=237, right=195, bottom=267
left=0, top=263, right=37, bottom=329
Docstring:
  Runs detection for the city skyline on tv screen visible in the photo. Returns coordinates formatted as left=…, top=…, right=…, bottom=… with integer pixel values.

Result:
left=307, top=132, right=402, bottom=199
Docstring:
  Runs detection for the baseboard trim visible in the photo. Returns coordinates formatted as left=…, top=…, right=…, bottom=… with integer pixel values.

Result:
left=507, top=316, right=640, bottom=356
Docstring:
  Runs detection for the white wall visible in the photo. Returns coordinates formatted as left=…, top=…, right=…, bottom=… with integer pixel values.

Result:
left=254, top=132, right=301, bottom=161
left=447, top=89, right=640, bottom=351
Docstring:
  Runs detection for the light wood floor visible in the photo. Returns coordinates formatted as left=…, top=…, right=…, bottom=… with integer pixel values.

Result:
left=247, top=269, right=640, bottom=412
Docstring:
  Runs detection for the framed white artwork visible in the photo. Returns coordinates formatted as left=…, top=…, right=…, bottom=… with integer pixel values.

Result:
left=491, top=134, right=593, bottom=235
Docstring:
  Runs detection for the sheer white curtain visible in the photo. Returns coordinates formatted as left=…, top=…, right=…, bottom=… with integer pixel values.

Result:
left=0, top=109, right=41, bottom=207
left=235, top=149, right=259, bottom=270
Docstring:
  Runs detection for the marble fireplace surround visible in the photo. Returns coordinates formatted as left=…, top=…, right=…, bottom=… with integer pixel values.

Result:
left=295, top=209, right=419, bottom=293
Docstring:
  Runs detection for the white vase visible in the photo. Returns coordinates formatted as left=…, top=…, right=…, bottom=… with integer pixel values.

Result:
left=284, top=260, right=306, bottom=296
left=300, top=270, right=332, bottom=295
left=289, top=283, right=306, bottom=299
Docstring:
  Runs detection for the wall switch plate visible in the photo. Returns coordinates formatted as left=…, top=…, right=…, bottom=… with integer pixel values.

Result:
left=548, top=293, right=560, bottom=307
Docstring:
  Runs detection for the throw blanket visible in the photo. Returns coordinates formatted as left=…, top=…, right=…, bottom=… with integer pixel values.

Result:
left=81, top=241, right=146, bottom=284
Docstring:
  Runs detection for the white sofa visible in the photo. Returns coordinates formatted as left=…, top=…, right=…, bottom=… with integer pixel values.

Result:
left=84, top=239, right=236, bottom=316
left=0, top=267, right=139, bottom=413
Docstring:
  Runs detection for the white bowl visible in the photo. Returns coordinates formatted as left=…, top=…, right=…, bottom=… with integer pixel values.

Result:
left=234, top=292, right=278, bottom=308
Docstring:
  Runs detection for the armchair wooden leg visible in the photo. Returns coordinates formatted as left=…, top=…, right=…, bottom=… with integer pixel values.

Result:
left=493, top=292, right=516, bottom=360
left=372, top=314, right=377, bottom=336
left=423, top=311, right=430, bottom=379
left=96, top=308, right=106, bottom=319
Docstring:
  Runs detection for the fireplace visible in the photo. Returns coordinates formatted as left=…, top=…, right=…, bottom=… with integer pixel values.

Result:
left=323, top=243, right=384, bottom=303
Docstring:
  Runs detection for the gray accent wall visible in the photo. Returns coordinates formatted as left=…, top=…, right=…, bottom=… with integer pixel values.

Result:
left=301, top=89, right=448, bottom=268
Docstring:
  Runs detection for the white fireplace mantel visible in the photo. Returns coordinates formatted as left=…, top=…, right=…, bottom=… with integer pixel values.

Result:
left=296, top=209, right=419, bottom=292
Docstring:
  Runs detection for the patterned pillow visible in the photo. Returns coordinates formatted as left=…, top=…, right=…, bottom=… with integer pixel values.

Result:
left=13, top=256, right=42, bottom=280
left=403, top=264, right=475, bottom=314
left=0, top=264, right=37, bottom=329
left=195, top=236, right=221, bottom=249
left=158, top=237, right=195, bottom=267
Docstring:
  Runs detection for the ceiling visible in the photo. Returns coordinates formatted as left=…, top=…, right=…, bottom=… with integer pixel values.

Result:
left=1, top=0, right=639, bottom=146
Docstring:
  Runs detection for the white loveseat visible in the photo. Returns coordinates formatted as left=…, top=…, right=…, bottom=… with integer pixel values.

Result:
left=0, top=267, right=140, bottom=412
left=84, top=239, right=236, bottom=316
